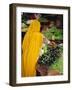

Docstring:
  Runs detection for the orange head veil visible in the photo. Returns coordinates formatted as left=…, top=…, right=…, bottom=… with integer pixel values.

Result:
left=22, top=19, right=43, bottom=77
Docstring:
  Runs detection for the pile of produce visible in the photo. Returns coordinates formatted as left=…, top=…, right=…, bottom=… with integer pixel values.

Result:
left=38, top=44, right=63, bottom=67
left=42, top=26, right=63, bottom=40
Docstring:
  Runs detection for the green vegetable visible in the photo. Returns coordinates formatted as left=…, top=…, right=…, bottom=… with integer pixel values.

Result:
left=42, top=26, right=63, bottom=40
left=49, top=55, right=63, bottom=74
left=38, top=44, right=63, bottom=67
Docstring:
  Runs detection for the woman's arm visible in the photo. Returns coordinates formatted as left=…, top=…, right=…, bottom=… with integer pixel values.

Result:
left=43, top=36, right=50, bottom=45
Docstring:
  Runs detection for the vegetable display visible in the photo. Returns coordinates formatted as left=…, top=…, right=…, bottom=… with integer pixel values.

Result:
left=38, top=44, right=63, bottom=67
left=42, top=26, right=63, bottom=40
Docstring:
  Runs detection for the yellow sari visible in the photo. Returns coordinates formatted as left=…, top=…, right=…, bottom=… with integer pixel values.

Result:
left=22, top=20, right=43, bottom=77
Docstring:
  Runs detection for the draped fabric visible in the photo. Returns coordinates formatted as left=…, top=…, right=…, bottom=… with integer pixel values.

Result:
left=22, top=20, right=43, bottom=77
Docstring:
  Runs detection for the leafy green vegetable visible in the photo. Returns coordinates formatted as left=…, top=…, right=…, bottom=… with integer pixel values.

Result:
left=49, top=55, right=63, bottom=74
left=42, top=26, right=63, bottom=40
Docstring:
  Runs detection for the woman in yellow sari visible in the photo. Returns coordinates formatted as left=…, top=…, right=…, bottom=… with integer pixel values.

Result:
left=22, top=14, right=43, bottom=77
